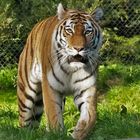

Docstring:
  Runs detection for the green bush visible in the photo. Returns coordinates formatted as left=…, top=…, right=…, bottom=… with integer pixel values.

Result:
left=0, top=66, right=17, bottom=89
left=100, top=29, right=140, bottom=64
left=0, top=0, right=140, bottom=65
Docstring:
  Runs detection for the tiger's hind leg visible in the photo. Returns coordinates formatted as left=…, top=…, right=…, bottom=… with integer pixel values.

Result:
left=17, top=78, right=43, bottom=128
left=32, top=93, right=44, bottom=127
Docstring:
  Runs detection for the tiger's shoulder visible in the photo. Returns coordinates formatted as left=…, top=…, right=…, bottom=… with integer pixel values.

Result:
left=21, top=15, right=59, bottom=72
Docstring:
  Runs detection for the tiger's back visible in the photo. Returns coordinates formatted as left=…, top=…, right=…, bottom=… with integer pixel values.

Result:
left=17, top=3, right=103, bottom=140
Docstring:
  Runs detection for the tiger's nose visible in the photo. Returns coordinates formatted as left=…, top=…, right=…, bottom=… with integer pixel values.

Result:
left=74, top=47, right=84, bottom=52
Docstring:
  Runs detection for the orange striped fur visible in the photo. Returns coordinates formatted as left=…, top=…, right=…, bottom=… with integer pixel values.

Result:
left=17, top=3, right=103, bottom=140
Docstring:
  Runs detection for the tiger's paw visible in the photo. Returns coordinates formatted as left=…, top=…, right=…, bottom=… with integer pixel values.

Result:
left=72, top=120, right=88, bottom=140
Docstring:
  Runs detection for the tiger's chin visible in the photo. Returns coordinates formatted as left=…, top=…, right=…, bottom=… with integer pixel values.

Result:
left=67, top=54, right=88, bottom=71
left=69, top=62, right=86, bottom=70
left=68, top=54, right=88, bottom=64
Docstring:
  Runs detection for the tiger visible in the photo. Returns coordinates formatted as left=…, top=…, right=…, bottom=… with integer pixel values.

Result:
left=17, top=3, right=103, bottom=140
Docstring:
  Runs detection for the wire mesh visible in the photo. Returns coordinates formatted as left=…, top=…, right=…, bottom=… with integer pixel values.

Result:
left=0, top=0, right=140, bottom=68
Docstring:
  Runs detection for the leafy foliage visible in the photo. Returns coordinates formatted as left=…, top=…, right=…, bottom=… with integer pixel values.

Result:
left=0, top=66, right=17, bottom=89
left=100, top=29, right=140, bottom=64
left=0, top=0, right=140, bottom=66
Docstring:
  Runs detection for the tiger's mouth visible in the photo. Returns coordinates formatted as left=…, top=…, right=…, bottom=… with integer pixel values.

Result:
left=68, top=54, right=88, bottom=64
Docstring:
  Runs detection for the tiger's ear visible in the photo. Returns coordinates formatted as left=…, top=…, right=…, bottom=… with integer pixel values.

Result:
left=91, top=8, right=103, bottom=21
left=57, top=3, right=66, bottom=20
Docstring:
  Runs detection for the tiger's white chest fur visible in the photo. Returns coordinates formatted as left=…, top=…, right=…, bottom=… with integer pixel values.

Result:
left=31, top=57, right=97, bottom=97
left=47, top=61, right=96, bottom=95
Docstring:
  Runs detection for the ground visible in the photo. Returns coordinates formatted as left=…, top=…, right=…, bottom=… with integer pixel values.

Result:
left=0, top=63, right=140, bottom=140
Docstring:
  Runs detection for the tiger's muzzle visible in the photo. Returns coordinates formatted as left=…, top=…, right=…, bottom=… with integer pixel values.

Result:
left=68, top=54, right=88, bottom=64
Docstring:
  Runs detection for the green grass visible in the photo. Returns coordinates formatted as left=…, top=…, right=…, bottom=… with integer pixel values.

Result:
left=0, top=63, right=140, bottom=140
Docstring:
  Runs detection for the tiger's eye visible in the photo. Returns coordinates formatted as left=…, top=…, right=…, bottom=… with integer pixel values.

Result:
left=66, top=28, right=73, bottom=34
left=85, top=30, right=92, bottom=36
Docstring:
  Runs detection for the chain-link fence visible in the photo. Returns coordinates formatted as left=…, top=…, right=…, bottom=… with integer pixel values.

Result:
left=0, top=0, right=140, bottom=68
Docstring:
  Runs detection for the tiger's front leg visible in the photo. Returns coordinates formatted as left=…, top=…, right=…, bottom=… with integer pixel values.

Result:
left=42, top=78, right=64, bottom=131
left=72, top=86, right=97, bottom=140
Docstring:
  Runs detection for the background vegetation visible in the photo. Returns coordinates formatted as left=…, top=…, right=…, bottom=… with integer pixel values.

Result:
left=0, top=0, right=140, bottom=139
left=0, top=0, right=140, bottom=65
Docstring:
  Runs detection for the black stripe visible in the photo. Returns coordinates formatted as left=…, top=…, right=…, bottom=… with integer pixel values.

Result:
left=70, top=17, right=79, bottom=21
left=57, top=43, right=62, bottom=49
left=24, top=92, right=35, bottom=104
left=68, top=21, right=75, bottom=25
left=25, top=112, right=43, bottom=122
left=19, top=103, right=27, bottom=112
left=30, top=75, right=40, bottom=84
left=24, top=47, right=37, bottom=94
left=59, top=63, right=69, bottom=74
left=69, top=14, right=78, bottom=20
left=49, top=84, right=63, bottom=94
left=91, top=22, right=99, bottom=34
left=48, top=59, right=64, bottom=86
left=24, top=46, right=29, bottom=81
left=29, top=33, right=34, bottom=59
left=70, top=13, right=86, bottom=18
left=63, top=97, right=66, bottom=105
left=56, top=51, right=69, bottom=75
left=18, top=97, right=31, bottom=110
left=60, top=38, right=66, bottom=45
left=25, top=116, right=32, bottom=122
left=94, top=26, right=100, bottom=46
left=71, top=17, right=86, bottom=22
left=36, top=91, right=42, bottom=96
left=19, top=59, right=26, bottom=88
left=19, top=113, right=24, bottom=118
left=74, top=72, right=94, bottom=83
left=65, top=25, right=71, bottom=28
left=93, top=31, right=100, bottom=48
left=33, top=113, right=43, bottom=120
left=59, top=25, right=63, bottom=37
left=63, top=21, right=67, bottom=25
left=74, top=87, right=91, bottom=101
left=92, top=38, right=97, bottom=49
left=25, top=122, right=31, bottom=127
left=28, top=82, right=36, bottom=94
left=52, top=100, right=62, bottom=110
left=91, top=24, right=99, bottom=48
left=56, top=49, right=63, bottom=59
left=78, top=102, right=84, bottom=111
left=55, top=29, right=58, bottom=40
left=52, top=67, right=64, bottom=86
left=35, top=99, right=43, bottom=106
left=18, top=81, right=25, bottom=92
left=30, top=79, right=39, bottom=85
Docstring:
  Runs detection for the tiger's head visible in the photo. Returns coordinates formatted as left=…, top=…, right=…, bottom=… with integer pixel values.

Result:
left=52, top=3, right=103, bottom=72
